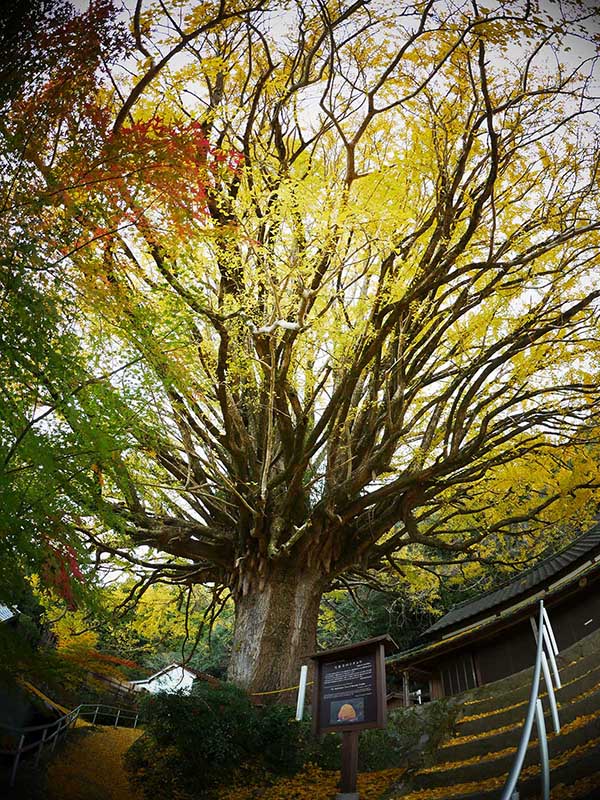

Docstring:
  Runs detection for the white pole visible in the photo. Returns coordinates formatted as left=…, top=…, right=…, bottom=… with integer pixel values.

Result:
left=542, top=607, right=560, bottom=656
left=530, top=616, right=539, bottom=643
left=501, top=602, right=545, bottom=800
left=535, top=698, right=550, bottom=800
left=295, top=665, right=309, bottom=721
left=541, top=651, right=561, bottom=734
left=542, top=625, right=562, bottom=689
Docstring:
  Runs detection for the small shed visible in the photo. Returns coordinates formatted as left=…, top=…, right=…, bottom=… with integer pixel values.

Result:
left=387, top=522, right=600, bottom=702
left=129, top=663, right=218, bottom=695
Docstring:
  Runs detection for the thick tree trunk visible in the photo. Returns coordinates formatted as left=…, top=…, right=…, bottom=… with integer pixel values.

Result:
left=227, top=566, right=326, bottom=699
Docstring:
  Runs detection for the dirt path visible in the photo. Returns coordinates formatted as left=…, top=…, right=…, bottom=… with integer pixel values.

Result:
left=46, top=726, right=143, bottom=800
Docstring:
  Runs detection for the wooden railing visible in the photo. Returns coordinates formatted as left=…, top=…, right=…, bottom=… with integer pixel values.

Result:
left=0, top=703, right=139, bottom=788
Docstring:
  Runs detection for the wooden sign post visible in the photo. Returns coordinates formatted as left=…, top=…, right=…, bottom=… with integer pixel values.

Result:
left=310, top=635, right=396, bottom=800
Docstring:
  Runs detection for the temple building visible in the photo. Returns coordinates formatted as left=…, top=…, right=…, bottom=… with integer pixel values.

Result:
left=387, top=522, right=600, bottom=702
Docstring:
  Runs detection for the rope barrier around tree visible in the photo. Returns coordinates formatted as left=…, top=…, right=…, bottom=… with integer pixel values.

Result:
left=250, top=680, right=314, bottom=696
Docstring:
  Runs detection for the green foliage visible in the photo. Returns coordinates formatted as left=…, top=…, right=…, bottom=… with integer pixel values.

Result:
left=95, top=582, right=233, bottom=679
left=0, top=0, right=134, bottom=623
left=320, top=586, right=438, bottom=653
left=125, top=735, right=191, bottom=799
left=127, top=681, right=461, bottom=799
left=127, top=683, right=308, bottom=797
left=0, top=615, right=94, bottom=697
left=0, top=0, right=79, bottom=107
left=359, top=701, right=460, bottom=772
left=0, top=573, right=54, bottom=683
left=0, top=250, right=126, bottom=616
left=255, top=703, right=308, bottom=776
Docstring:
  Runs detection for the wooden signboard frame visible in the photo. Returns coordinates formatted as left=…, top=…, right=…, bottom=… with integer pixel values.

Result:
left=310, top=635, right=393, bottom=735
left=309, top=635, right=396, bottom=798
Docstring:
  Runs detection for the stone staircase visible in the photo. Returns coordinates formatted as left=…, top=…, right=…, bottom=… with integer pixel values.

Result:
left=391, top=627, right=600, bottom=799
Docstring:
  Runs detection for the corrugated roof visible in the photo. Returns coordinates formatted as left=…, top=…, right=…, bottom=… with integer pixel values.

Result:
left=0, top=603, right=16, bottom=623
left=424, top=522, right=600, bottom=636
left=129, top=662, right=210, bottom=685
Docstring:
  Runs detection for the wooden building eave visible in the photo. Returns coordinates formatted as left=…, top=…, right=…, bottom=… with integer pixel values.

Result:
left=424, top=524, right=600, bottom=638
left=387, top=556, right=600, bottom=674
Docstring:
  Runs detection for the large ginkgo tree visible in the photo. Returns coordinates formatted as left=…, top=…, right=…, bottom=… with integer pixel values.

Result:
left=3, top=0, right=600, bottom=693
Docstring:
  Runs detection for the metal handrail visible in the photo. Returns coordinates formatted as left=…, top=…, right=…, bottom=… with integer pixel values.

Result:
left=0, top=709, right=80, bottom=736
left=1, top=701, right=139, bottom=787
left=500, top=600, right=561, bottom=800
left=78, top=704, right=139, bottom=727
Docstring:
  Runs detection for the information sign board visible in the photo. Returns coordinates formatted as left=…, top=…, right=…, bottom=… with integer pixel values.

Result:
left=310, top=635, right=394, bottom=736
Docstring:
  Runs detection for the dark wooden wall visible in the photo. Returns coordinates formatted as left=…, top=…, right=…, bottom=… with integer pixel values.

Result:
left=546, top=579, right=600, bottom=650
left=432, top=578, right=600, bottom=694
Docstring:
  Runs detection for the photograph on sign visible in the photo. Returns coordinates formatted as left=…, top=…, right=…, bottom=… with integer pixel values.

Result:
left=330, top=697, right=365, bottom=724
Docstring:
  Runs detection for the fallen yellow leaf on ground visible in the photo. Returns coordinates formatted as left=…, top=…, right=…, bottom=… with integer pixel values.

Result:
left=46, top=726, right=143, bottom=800
left=217, top=764, right=405, bottom=800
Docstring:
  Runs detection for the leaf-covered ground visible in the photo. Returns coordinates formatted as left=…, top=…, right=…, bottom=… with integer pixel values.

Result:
left=42, top=724, right=403, bottom=800
left=45, top=727, right=143, bottom=800
left=216, top=765, right=405, bottom=800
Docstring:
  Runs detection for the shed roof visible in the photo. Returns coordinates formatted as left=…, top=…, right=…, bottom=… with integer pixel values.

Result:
left=129, top=662, right=218, bottom=686
left=387, top=544, right=600, bottom=670
left=309, top=634, right=397, bottom=660
left=424, top=521, right=600, bottom=637
left=129, top=662, right=196, bottom=685
left=0, top=603, right=17, bottom=624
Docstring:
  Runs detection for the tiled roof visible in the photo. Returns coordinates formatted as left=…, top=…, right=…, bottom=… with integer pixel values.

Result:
left=424, top=522, right=600, bottom=636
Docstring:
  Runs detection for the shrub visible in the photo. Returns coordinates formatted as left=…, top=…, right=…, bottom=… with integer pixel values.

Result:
left=255, top=702, right=308, bottom=775
left=303, top=699, right=461, bottom=773
left=125, top=735, right=193, bottom=799
left=126, top=683, right=309, bottom=798
left=126, top=686, right=461, bottom=798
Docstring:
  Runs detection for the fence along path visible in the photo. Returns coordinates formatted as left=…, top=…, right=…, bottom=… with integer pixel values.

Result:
left=0, top=681, right=140, bottom=788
